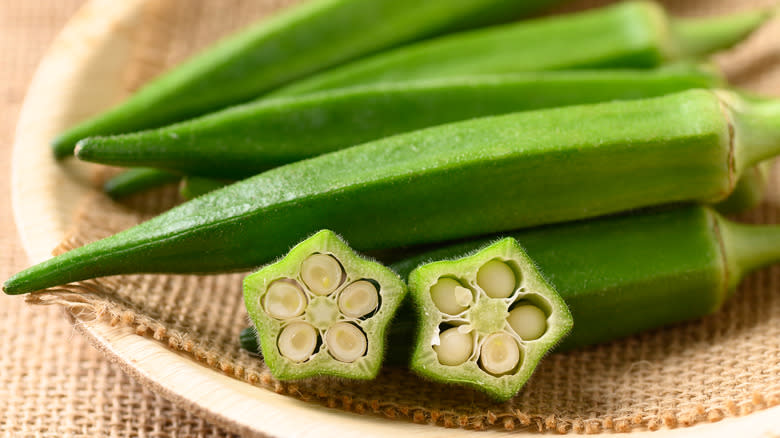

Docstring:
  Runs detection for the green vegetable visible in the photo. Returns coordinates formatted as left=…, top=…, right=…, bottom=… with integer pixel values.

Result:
left=407, top=237, right=571, bottom=401
left=243, top=230, right=406, bottom=379
left=5, top=89, right=780, bottom=295
left=272, top=2, right=769, bottom=97
left=179, top=176, right=231, bottom=200
left=51, top=0, right=568, bottom=158
left=393, top=205, right=780, bottom=351
left=102, top=168, right=180, bottom=199
left=75, top=67, right=723, bottom=178
left=714, top=161, right=772, bottom=215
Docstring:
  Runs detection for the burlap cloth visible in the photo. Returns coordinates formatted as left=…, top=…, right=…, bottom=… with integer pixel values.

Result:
left=4, top=0, right=780, bottom=435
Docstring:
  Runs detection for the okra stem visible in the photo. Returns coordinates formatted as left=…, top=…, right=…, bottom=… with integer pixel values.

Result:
left=720, top=219, right=780, bottom=291
left=730, top=98, right=780, bottom=169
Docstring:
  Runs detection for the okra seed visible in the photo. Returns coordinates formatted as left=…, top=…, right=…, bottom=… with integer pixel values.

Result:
left=507, top=305, right=547, bottom=340
left=263, top=279, right=307, bottom=320
left=338, top=280, right=379, bottom=318
left=434, top=327, right=473, bottom=366
left=325, top=322, right=367, bottom=363
left=477, top=260, right=516, bottom=299
left=430, top=278, right=472, bottom=315
left=301, top=253, right=344, bottom=296
left=479, top=332, right=520, bottom=376
left=277, top=322, right=318, bottom=362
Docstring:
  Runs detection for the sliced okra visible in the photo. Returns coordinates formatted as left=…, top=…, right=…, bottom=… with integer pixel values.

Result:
left=408, top=237, right=572, bottom=401
left=243, top=230, right=406, bottom=380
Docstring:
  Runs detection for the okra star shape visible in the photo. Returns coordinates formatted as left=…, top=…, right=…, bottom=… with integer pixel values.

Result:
left=408, top=238, right=572, bottom=401
left=243, top=230, right=407, bottom=380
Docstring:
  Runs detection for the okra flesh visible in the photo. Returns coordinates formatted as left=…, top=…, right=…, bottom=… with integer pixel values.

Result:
left=272, top=2, right=768, bottom=97
left=75, top=68, right=723, bottom=178
left=6, top=90, right=780, bottom=295
left=408, top=238, right=572, bottom=401
left=243, top=230, right=407, bottom=380
left=51, top=0, right=567, bottom=157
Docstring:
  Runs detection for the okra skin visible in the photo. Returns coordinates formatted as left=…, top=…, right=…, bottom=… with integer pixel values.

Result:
left=408, top=238, right=572, bottom=401
left=243, top=230, right=407, bottom=380
left=273, top=2, right=769, bottom=97
left=51, top=0, right=567, bottom=158
left=75, top=68, right=722, bottom=178
left=6, top=89, right=780, bottom=295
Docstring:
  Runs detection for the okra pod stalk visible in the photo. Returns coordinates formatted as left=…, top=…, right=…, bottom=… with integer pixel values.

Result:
left=714, top=161, right=772, bottom=215
left=51, top=0, right=567, bottom=158
left=407, top=238, right=572, bottom=401
left=102, top=168, right=180, bottom=199
left=6, top=89, right=780, bottom=295
left=272, top=2, right=769, bottom=97
left=395, top=205, right=780, bottom=351
left=75, top=67, right=723, bottom=178
left=242, top=230, right=407, bottom=379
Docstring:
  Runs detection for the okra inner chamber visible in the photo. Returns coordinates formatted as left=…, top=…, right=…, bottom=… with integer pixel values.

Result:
left=409, top=238, right=571, bottom=401
left=244, top=230, right=406, bottom=380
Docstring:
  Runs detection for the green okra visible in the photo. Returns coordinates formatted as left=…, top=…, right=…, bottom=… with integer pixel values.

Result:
left=51, top=0, right=567, bottom=158
left=102, top=168, right=180, bottom=199
left=714, top=161, right=772, bottom=215
left=6, top=89, right=780, bottom=295
left=394, top=205, right=780, bottom=352
left=178, top=176, right=232, bottom=201
left=243, top=230, right=406, bottom=379
left=76, top=67, right=724, bottom=178
left=272, top=1, right=769, bottom=97
left=407, top=238, right=572, bottom=401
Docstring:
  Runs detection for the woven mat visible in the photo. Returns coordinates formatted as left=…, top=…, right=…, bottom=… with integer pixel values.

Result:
left=8, top=0, right=780, bottom=435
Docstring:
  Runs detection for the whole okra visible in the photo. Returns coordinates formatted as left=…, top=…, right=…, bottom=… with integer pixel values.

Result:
left=272, top=1, right=769, bottom=97
left=52, top=0, right=564, bottom=157
left=75, top=67, right=723, bottom=178
left=243, top=230, right=406, bottom=379
left=5, top=89, right=780, bottom=295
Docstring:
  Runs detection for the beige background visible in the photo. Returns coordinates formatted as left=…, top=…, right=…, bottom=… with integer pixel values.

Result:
left=0, top=1, right=235, bottom=436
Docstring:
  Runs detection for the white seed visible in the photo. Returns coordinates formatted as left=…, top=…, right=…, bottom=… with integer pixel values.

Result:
left=325, top=322, right=367, bottom=363
left=434, top=327, right=473, bottom=366
left=338, top=280, right=379, bottom=318
left=277, top=322, right=318, bottom=362
left=476, top=260, right=516, bottom=298
left=430, top=278, right=472, bottom=315
left=507, top=305, right=547, bottom=340
left=263, top=279, right=307, bottom=319
left=300, top=253, right=344, bottom=296
left=480, top=332, right=520, bottom=375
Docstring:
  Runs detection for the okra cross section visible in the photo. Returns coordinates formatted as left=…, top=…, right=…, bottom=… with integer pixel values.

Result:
left=408, top=238, right=572, bottom=401
left=243, top=230, right=407, bottom=380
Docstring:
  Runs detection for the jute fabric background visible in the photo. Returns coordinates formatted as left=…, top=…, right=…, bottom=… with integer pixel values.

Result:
left=3, top=0, right=780, bottom=436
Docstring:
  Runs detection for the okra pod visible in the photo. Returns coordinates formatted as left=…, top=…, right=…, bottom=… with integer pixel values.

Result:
left=243, top=230, right=406, bottom=379
left=178, top=176, right=231, bottom=201
left=272, top=2, right=769, bottom=97
left=51, top=0, right=567, bottom=158
left=102, top=168, right=180, bottom=199
left=6, top=89, right=780, bottom=295
left=76, top=68, right=723, bottom=178
left=394, top=205, right=780, bottom=351
left=407, top=238, right=572, bottom=401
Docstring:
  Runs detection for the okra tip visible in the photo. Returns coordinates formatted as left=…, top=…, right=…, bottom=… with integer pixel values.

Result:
left=672, top=6, right=773, bottom=59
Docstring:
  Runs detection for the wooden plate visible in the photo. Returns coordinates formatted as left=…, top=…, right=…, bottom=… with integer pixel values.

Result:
left=11, top=0, right=780, bottom=436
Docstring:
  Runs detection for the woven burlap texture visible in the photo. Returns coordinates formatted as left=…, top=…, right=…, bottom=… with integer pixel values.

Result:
left=17, top=0, right=780, bottom=434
